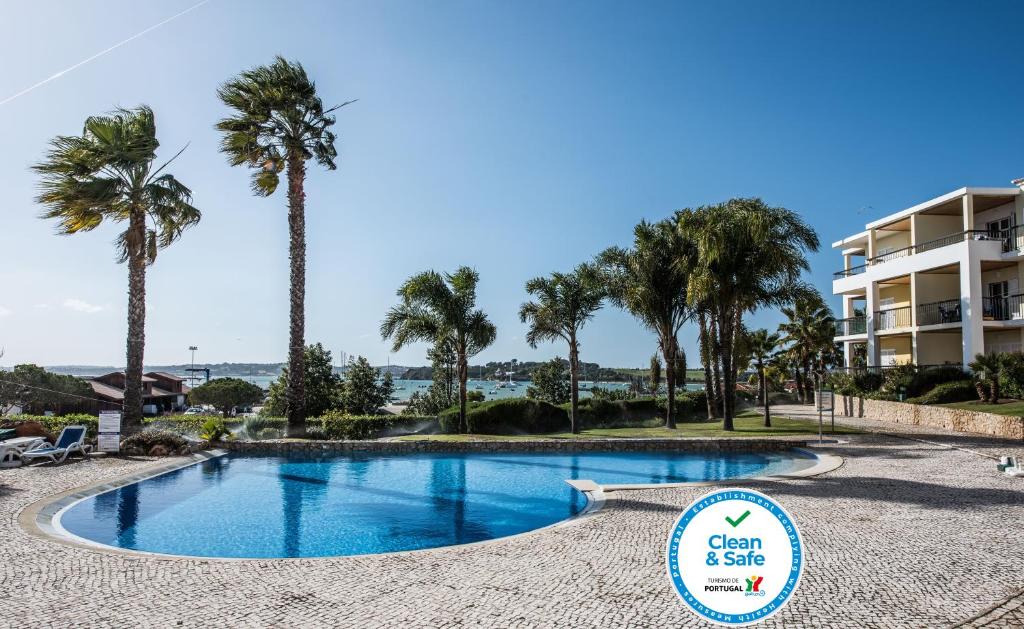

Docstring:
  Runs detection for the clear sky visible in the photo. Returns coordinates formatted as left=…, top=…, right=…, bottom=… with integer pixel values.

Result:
left=1, top=0, right=1022, bottom=369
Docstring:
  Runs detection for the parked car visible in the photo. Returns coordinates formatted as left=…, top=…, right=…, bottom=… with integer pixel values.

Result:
left=183, top=407, right=205, bottom=415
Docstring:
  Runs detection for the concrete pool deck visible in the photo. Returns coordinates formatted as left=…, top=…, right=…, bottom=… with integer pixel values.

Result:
left=1, top=430, right=1023, bottom=627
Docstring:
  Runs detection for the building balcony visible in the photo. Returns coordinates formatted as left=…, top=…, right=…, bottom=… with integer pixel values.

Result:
left=833, top=230, right=1005, bottom=279
left=917, top=299, right=961, bottom=326
left=874, top=305, right=912, bottom=331
left=982, top=293, right=1024, bottom=321
left=834, top=316, right=866, bottom=337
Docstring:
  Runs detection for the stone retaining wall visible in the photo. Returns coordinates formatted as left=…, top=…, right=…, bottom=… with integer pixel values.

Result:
left=837, top=394, right=1024, bottom=440
left=222, top=438, right=808, bottom=455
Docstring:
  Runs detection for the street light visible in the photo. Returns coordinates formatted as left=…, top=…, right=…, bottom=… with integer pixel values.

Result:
left=189, top=346, right=198, bottom=386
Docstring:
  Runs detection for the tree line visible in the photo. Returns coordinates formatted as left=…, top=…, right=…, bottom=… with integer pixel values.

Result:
left=382, top=200, right=823, bottom=435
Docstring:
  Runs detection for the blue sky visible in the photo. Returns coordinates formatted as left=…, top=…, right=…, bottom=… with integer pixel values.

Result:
left=1, top=0, right=1022, bottom=369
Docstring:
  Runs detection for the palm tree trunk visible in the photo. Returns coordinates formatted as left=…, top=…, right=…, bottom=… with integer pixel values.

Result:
left=123, top=206, right=147, bottom=434
left=699, top=311, right=716, bottom=419
left=569, top=338, right=580, bottom=434
left=760, top=363, right=771, bottom=428
left=719, top=308, right=735, bottom=431
left=664, top=337, right=677, bottom=429
left=457, top=352, right=468, bottom=433
left=802, top=362, right=812, bottom=405
left=285, top=155, right=307, bottom=437
left=709, top=317, right=723, bottom=416
left=975, top=380, right=987, bottom=402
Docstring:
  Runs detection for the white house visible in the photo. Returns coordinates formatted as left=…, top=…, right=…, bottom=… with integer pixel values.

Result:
left=833, top=183, right=1024, bottom=369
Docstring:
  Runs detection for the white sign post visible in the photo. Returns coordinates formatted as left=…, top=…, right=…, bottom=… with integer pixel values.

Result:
left=815, top=390, right=834, bottom=443
left=98, top=411, right=122, bottom=453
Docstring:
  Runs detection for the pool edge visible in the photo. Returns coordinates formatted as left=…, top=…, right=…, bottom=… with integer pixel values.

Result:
left=20, top=446, right=839, bottom=563
left=594, top=447, right=844, bottom=492
left=20, top=449, right=229, bottom=557
left=19, top=449, right=610, bottom=563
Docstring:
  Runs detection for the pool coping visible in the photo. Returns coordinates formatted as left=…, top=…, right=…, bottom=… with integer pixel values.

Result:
left=20, top=445, right=841, bottom=563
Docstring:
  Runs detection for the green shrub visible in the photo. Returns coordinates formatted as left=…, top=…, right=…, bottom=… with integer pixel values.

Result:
left=144, top=414, right=230, bottom=435
left=862, top=390, right=900, bottom=401
left=1, top=414, right=99, bottom=438
left=569, top=398, right=663, bottom=428
left=439, top=398, right=568, bottom=434
left=852, top=371, right=884, bottom=394
left=120, top=430, right=189, bottom=456
left=906, top=380, right=976, bottom=405
left=318, top=411, right=438, bottom=440
left=909, top=366, right=968, bottom=397
left=679, top=390, right=707, bottom=418
left=240, top=416, right=286, bottom=440
left=881, top=363, right=916, bottom=394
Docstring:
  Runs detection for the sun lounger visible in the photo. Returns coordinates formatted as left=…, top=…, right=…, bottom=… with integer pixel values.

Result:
left=20, top=426, right=90, bottom=464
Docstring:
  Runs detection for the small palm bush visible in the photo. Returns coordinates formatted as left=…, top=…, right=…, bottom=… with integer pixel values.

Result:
left=199, top=417, right=230, bottom=442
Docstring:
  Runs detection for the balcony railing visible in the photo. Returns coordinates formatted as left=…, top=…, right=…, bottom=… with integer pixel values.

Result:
left=834, top=230, right=1004, bottom=278
left=833, top=264, right=868, bottom=279
left=874, top=306, right=911, bottom=331
left=988, top=224, right=1024, bottom=253
left=834, top=316, right=866, bottom=336
left=982, top=293, right=1024, bottom=321
left=830, top=363, right=963, bottom=375
left=917, top=299, right=961, bottom=326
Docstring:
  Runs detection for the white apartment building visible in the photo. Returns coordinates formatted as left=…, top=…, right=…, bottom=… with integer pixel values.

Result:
left=833, top=184, right=1024, bottom=370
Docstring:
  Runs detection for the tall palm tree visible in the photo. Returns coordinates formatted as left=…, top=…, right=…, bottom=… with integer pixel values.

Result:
left=599, top=219, right=690, bottom=428
left=34, top=106, right=200, bottom=432
left=680, top=199, right=819, bottom=430
left=216, top=56, right=354, bottom=437
left=381, top=267, right=497, bottom=433
left=746, top=328, right=781, bottom=427
left=519, top=264, right=605, bottom=434
left=779, top=291, right=835, bottom=403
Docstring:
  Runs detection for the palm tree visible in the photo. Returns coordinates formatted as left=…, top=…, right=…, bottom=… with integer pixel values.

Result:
left=381, top=267, right=496, bottom=433
left=747, top=328, right=781, bottom=427
left=519, top=264, right=605, bottom=434
left=599, top=219, right=690, bottom=428
left=968, top=352, right=1003, bottom=403
left=779, top=291, right=836, bottom=403
left=216, top=56, right=354, bottom=437
left=679, top=199, right=819, bottom=430
left=34, top=106, right=200, bottom=432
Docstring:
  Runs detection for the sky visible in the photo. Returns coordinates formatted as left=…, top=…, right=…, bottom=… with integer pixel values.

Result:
left=1, top=0, right=1022, bottom=370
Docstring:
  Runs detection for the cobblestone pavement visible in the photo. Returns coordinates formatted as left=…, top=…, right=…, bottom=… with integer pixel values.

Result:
left=2, top=431, right=1023, bottom=628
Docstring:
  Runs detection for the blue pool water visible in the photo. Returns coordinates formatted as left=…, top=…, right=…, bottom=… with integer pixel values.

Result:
left=59, top=451, right=812, bottom=558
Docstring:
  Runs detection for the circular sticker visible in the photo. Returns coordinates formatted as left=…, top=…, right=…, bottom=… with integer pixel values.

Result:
left=665, top=488, right=803, bottom=626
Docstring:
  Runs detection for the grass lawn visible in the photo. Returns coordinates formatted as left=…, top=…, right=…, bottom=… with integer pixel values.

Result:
left=393, top=410, right=861, bottom=441
left=938, top=400, right=1024, bottom=416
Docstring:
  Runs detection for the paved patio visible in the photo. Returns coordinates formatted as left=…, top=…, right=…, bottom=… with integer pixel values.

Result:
left=1, top=419, right=1022, bottom=628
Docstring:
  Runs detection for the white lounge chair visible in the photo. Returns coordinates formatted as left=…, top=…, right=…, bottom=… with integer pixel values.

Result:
left=21, top=426, right=91, bottom=464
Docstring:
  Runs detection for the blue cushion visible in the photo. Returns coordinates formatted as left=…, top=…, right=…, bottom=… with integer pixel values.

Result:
left=55, top=427, right=84, bottom=449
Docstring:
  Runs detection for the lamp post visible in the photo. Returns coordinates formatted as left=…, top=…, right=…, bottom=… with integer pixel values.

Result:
left=188, top=346, right=198, bottom=386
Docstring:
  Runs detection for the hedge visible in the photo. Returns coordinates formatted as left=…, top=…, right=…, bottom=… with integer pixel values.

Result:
left=1, top=414, right=99, bottom=437
left=144, top=415, right=229, bottom=434
left=906, top=380, right=976, bottom=405
left=439, top=398, right=569, bottom=434
left=568, top=398, right=662, bottom=429
left=318, top=412, right=438, bottom=440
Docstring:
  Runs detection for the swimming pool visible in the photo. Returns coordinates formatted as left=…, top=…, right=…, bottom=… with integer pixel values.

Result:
left=58, top=450, right=814, bottom=559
